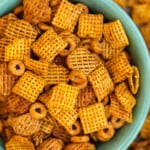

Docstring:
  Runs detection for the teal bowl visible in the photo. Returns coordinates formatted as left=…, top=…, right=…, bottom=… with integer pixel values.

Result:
left=0, top=0, right=150, bottom=150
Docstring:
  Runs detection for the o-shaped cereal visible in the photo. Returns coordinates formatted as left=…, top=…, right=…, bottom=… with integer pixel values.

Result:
left=96, top=122, right=115, bottom=141
left=71, top=135, right=90, bottom=143
left=110, top=116, right=125, bottom=129
left=69, top=70, right=88, bottom=89
left=91, top=39, right=103, bottom=54
left=66, top=121, right=81, bottom=136
left=29, top=102, right=47, bottom=120
left=8, top=60, right=25, bottom=76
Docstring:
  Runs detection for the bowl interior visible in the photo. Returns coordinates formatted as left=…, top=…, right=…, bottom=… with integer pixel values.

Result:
left=0, top=0, right=150, bottom=150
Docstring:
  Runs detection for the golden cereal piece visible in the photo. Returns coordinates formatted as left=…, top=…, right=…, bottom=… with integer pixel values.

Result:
left=79, top=103, right=108, bottom=134
left=77, top=14, right=103, bottom=39
left=7, top=94, right=31, bottom=115
left=24, top=56, right=49, bottom=75
left=128, top=66, right=140, bottom=94
left=71, top=135, right=90, bottom=143
left=140, top=23, right=150, bottom=50
left=4, top=20, right=38, bottom=43
left=140, top=112, right=150, bottom=139
left=0, top=13, right=17, bottom=37
left=37, top=138, right=64, bottom=150
left=12, top=113, right=40, bottom=136
left=52, top=0, right=82, bottom=32
left=64, top=143, right=96, bottom=150
left=103, top=20, right=129, bottom=49
left=12, top=71, right=45, bottom=103
left=115, top=82, right=136, bottom=112
left=100, top=39, right=124, bottom=60
left=105, top=51, right=133, bottom=83
left=43, top=83, right=79, bottom=111
left=76, top=3, right=89, bottom=14
left=42, top=63, right=69, bottom=85
left=67, top=47, right=103, bottom=75
left=4, top=38, right=31, bottom=62
left=109, top=94, right=133, bottom=123
left=49, top=108, right=78, bottom=128
left=88, top=65, right=114, bottom=102
left=0, top=63, right=17, bottom=96
left=132, top=4, right=150, bottom=25
left=5, top=135, right=35, bottom=150
left=23, top=0, right=51, bottom=24
left=32, top=28, right=67, bottom=62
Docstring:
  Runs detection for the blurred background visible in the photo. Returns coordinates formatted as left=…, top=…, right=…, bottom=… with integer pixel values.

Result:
left=113, top=0, right=150, bottom=149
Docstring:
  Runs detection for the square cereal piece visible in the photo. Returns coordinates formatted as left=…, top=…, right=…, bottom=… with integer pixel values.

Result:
left=23, top=0, right=51, bottom=25
left=67, top=47, right=103, bottom=75
left=100, top=39, right=124, bottom=60
left=52, top=0, right=82, bottom=32
left=4, top=20, right=38, bottom=43
left=103, top=20, right=129, bottom=49
left=42, top=63, right=69, bottom=85
left=110, top=94, right=133, bottom=123
left=77, top=14, right=103, bottom=38
left=32, top=27, right=67, bottom=62
left=49, top=108, right=78, bottom=128
left=43, top=83, right=79, bottom=111
left=88, top=65, right=114, bottom=102
left=4, top=38, right=31, bottom=62
left=105, top=51, right=133, bottom=83
left=115, top=82, right=136, bottom=112
left=24, top=56, right=49, bottom=75
left=12, top=71, right=45, bottom=103
left=79, top=103, right=108, bottom=134
left=0, top=13, right=17, bottom=37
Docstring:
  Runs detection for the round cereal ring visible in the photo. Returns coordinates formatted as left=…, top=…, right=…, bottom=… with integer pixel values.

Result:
left=0, top=120, right=3, bottom=133
left=29, top=102, right=47, bottom=120
left=8, top=60, right=25, bottom=76
left=13, top=5, right=24, bottom=15
left=101, top=96, right=110, bottom=106
left=111, top=116, right=125, bottom=129
left=71, top=135, right=90, bottom=143
left=38, top=23, right=52, bottom=31
left=66, top=121, right=81, bottom=136
left=96, top=122, right=115, bottom=141
left=69, top=70, right=87, bottom=89
left=91, top=39, right=103, bottom=54
left=50, top=0, right=62, bottom=7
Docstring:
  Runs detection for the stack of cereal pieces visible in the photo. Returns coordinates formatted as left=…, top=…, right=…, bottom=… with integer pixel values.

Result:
left=0, top=0, right=140, bottom=150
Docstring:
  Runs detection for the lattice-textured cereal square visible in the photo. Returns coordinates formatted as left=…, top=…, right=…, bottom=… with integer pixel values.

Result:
left=115, top=82, right=136, bottom=112
left=49, top=108, right=78, bottom=127
left=109, top=94, right=133, bottom=123
left=103, top=20, right=129, bottom=49
left=79, top=103, right=108, bottom=134
left=88, top=65, right=114, bottom=102
left=4, top=20, right=38, bottom=43
left=100, top=39, right=124, bottom=60
left=32, top=28, right=67, bottom=62
left=0, top=13, right=17, bottom=37
left=67, top=47, right=102, bottom=75
left=12, top=71, right=45, bottom=103
left=140, top=23, right=150, bottom=50
left=4, top=38, right=31, bottom=62
left=43, top=83, right=79, bottom=111
left=105, top=52, right=133, bottom=83
left=23, top=0, right=51, bottom=25
left=77, top=14, right=103, bottom=38
left=42, top=64, right=69, bottom=85
left=0, top=38, right=11, bottom=62
left=5, top=135, right=35, bottom=150
left=52, top=0, right=82, bottom=32
left=0, top=63, right=17, bottom=96
left=6, top=94, right=31, bottom=115
left=12, top=113, right=40, bottom=136
left=132, top=4, right=150, bottom=25
left=24, top=56, right=49, bottom=75
left=76, top=85, right=96, bottom=108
